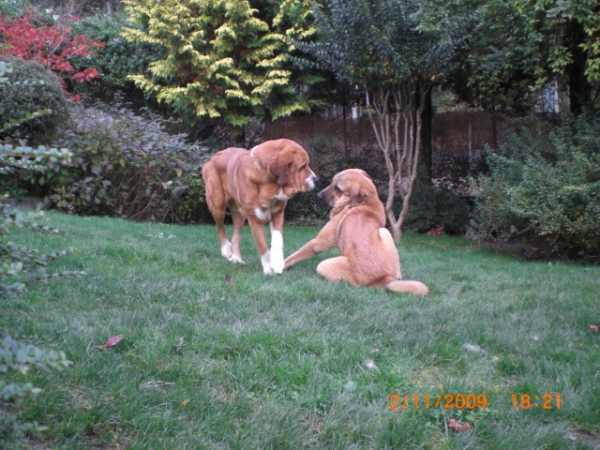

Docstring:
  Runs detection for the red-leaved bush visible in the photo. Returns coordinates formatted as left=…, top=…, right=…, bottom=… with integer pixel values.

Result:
left=0, top=10, right=104, bottom=101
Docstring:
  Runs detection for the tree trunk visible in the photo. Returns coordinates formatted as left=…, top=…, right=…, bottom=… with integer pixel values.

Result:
left=568, top=18, right=592, bottom=115
left=420, top=88, right=433, bottom=179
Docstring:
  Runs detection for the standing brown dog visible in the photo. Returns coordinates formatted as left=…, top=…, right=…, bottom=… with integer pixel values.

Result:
left=202, top=139, right=318, bottom=274
left=284, top=169, right=429, bottom=295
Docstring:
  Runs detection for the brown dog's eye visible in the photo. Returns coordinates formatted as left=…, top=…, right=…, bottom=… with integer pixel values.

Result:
left=300, top=164, right=307, bottom=170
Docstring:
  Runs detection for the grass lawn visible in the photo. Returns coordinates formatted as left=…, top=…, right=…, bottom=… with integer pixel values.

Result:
left=2, top=211, right=600, bottom=449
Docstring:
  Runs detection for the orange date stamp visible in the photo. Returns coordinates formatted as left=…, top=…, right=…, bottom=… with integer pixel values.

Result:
left=389, top=393, right=563, bottom=410
left=389, top=393, right=488, bottom=409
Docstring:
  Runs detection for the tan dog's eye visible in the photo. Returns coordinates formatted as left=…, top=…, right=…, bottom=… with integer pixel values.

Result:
left=334, top=185, right=342, bottom=192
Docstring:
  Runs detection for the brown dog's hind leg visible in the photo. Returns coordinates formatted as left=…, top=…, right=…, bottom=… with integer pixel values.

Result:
left=201, top=162, right=231, bottom=260
left=228, top=203, right=245, bottom=264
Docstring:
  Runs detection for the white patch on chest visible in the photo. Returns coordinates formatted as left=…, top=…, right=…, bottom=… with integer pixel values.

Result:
left=254, top=192, right=285, bottom=222
left=273, top=187, right=290, bottom=201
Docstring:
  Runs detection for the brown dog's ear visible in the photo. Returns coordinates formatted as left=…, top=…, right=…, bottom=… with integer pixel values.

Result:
left=268, top=155, right=292, bottom=185
left=348, top=188, right=368, bottom=208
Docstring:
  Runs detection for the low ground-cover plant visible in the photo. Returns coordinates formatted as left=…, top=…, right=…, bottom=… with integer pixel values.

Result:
left=468, top=115, right=600, bottom=260
left=0, top=60, right=81, bottom=446
left=31, top=105, right=209, bottom=222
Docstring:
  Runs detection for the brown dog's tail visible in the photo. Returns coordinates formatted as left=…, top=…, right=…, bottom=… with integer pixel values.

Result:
left=384, top=279, right=429, bottom=296
left=201, top=161, right=219, bottom=216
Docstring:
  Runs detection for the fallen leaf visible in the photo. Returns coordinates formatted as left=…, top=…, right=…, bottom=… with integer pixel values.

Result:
left=364, top=359, right=379, bottom=370
left=589, top=324, right=600, bottom=332
left=462, top=343, right=487, bottom=355
left=426, top=227, right=444, bottom=236
left=313, top=421, right=322, bottom=435
left=94, top=334, right=123, bottom=349
left=448, top=419, right=471, bottom=432
left=175, top=337, right=184, bottom=353
left=139, top=380, right=175, bottom=389
left=225, top=275, right=235, bottom=286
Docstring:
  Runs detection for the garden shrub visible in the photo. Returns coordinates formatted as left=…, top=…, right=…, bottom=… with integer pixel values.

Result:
left=402, top=173, right=474, bottom=235
left=468, top=115, right=600, bottom=260
left=32, top=105, right=210, bottom=222
left=0, top=9, right=103, bottom=101
left=167, top=175, right=214, bottom=224
left=0, top=60, right=80, bottom=446
left=0, top=0, right=29, bottom=19
left=0, top=56, right=70, bottom=145
left=1, top=334, right=72, bottom=446
left=72, top=12, right=165, bottom=97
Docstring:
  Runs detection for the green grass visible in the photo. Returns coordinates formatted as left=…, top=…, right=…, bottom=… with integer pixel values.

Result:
left=2, top=211, right=600, bottom=449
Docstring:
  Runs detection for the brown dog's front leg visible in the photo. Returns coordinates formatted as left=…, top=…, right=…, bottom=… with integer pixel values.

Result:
left=247, top=219, right=271, bottom=274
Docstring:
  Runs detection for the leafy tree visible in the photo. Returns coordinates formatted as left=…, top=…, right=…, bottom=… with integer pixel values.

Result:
left=121, top=0, right=317, bottom=130
left=296, top=0, right=461, bottom=242
left=450, top=0, right=600, bottom=113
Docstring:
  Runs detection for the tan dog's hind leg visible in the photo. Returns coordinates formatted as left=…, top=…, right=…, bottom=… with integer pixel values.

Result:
left=378, top=228, right=402, bottom=279
left=316, top=256, right=357, bottom=284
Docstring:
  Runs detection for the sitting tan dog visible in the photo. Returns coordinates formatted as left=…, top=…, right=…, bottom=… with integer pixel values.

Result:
left=284, top=169, right=429, bottom=295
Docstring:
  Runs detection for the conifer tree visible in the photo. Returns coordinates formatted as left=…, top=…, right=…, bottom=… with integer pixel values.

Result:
left=122, top=0, right=317, bottom=129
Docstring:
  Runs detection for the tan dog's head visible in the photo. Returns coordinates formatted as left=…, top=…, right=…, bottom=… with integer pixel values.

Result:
left=318, top=169, right=378, bottom=212
left=254, top=139, right=318, bottom=194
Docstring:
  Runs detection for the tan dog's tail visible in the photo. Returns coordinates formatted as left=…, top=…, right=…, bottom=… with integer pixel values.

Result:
left=384, top=279, right=429, bottom=296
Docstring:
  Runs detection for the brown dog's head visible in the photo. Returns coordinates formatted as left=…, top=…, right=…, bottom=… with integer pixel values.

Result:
left=257, top=139, right=318, bottom=194
left=318, top=169, right=378, bottom=212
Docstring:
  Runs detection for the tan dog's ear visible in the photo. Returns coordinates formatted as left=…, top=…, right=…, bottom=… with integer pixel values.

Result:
left=348, top=187, right=368, bottom=208
left=268, top=154, right=291, bottom=185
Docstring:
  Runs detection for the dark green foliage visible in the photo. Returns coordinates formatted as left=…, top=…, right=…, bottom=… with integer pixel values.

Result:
left=33, top=105, right=209, bottom=222
left=0, top=56, right=70, bottom=145
left=0, top=61, right=78, bottom=446
left=468, top=115, right=600, bottom=259
left=72, top=13, right=165, bottom=95
left=403, top=176, right=473, bottom=235
left=167, top=176, right=211, bottom=224
left=1, top=334, right=71, bottom=446
left=0, top=0, right=29, bottom=19
left=284, top=134, right=347, bottom=225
